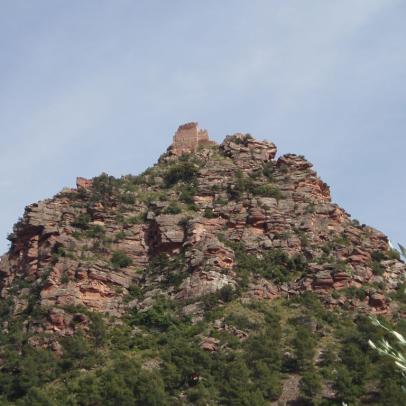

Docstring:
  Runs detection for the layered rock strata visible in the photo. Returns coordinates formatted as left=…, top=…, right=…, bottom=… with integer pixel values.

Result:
left=0, top=124, right=404, bottom=338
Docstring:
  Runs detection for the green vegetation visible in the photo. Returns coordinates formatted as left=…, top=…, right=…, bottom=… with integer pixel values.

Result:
left=370, top=248, right=403, bottom=277
left=299, top=370, right=322, bottom=403
left=226, top=241, right=307, bottom=286
left=178, top=184, right=197, bottom=206
left=146, top=253, right=188, bottom=290
left=227, top=170, right=254, bottom=199
left=203, top=207, right=216, bottom=218
left=120, top=192, right=136, bottom=205
left=344, top=286, right=368, bottom=301
left=85, top=224, right=105, bottom=239
left=114, top=231, right=126, bottom=241
left=72, top=213, right=91, bottom=230
left=252, top=184, right=283, bottom=199
left=227, top=170, right=283, bottom=200
left=163, top=160, right=199, bottom=187
left=292, top=325, right=317, bottom=371
left=127, top=213, right=146, bottom=225
left=0, top=289, right=405, bottom=405
left=162, top=202, right=182, bottom=214
left=229, top=133, right=253, bottom=145
left=111, top=251, right=133, bottom=269
left=51, top=245, right=66, bottom=264
left=262, top=161, right=274, bottom=180
left=7, top=217, right=24, bottom=242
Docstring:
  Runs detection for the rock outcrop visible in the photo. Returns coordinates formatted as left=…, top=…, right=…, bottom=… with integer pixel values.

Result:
left=0, top=123, right=404, bottom=339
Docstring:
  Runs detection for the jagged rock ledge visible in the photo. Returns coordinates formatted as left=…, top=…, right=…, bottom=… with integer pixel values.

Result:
left=0, top=122, right=404, bottom=343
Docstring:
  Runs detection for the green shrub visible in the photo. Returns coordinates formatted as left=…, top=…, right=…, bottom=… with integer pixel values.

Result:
left=218, top=285, right=236, bottom=302
left=7, top=217, right=24, bottom=242
left=227, top=169, right=283, bottom=200
left=292, top=326, right=317, bottom=371
left=229, top=133, right=253, bottom=145
left=230, top=243, right=306, bottom=285
left=126, top=285, right=143, bottom=300
left=344, top=287, right=367, bottom=301
left=213, top=198, right=228, bottom=206
left=177, top=217, right=190, bottom=229
left=62, top=358, right=170, bottom=406
left=163, top=202, right=182, bottom=214
left=131, top=298, right=178, bottom=331
left=127, top=213, right=146, bottom=224
left=164, top=162, right=198, bottom=187
left=72, top=213, right=91, bottom=229
left=372, top=261, right=385, bottom=275
left=304, top=203, right=316, bottom=213
left=217, top=355, right=266, bottom=405
left=203, top=208, right=215, bottom=218
left=375, top=359, right=406, bottom=405
left=60, top=272, right=69, bottom=284
left=299, top=370, right=322, bottom=402
left=51, top=245, right=66, bottom=264
left=244, top=315, right=282, bottom=400
left=114, top=231, right=126, bottom=241
left=334, top=365, right=364, bottom=403
left=252, top=184, right=283, bottom=199
left=92, top=173, right=116, bottom=196
left=120, top=193, right=135, bottom=205
left=163, top=271, right=187, bottom=288
left=111, top=251, right=133, bottom=269
left=179, top=184, right=197, bottom=205
left=86, top=224, right=105, bottom=238
left=0, top=346, right=59, bottom=401
left=371, top=250, right=386, bottom=262
left=224, top=313, right=256, bottom=331
left=391, top=282, right=406, bottom=303
left=227, top=170, right=254, bottom=199
left=201, top=285, right=237, bottom=311
left=262, top=161, right=274, bottom=180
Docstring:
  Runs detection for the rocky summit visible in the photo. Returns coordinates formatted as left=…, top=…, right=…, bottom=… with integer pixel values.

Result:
left=0, top=123, right=405, bottom=405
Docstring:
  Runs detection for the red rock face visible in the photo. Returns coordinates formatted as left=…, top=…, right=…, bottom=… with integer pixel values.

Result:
left=1, top=124, right=404, bottom=338
left=247, top=278, right=279, bottom=300
left=149, top=214, right=185, bottom=254
left=369, top=293, right=386, bottom=310
left=76, top=177, right=93, bottom=189
left=220, top=133, right=277, bottom=170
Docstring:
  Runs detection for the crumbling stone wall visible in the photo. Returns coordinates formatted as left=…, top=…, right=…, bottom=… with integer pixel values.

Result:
left=169, top=122, right=215, bottom=155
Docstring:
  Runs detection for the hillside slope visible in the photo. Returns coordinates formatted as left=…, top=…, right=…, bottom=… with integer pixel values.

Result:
left=0, top=123, right=405, bottom=405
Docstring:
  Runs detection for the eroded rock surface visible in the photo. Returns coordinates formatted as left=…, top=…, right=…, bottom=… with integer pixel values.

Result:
left=1, top=124, right=404, bottom=339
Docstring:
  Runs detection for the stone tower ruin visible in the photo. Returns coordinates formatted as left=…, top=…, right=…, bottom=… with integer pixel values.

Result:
left=168, top=122, right=215, bottom=156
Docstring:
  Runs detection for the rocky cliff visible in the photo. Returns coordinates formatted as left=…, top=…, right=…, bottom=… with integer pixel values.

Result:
left=0, top=124, right=404, bottom=404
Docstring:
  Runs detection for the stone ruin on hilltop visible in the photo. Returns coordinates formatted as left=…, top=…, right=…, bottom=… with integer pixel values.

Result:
left=168, top=122, right=216, bottom=156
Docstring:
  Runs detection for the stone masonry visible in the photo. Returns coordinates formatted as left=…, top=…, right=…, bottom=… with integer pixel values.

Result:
left=168, top=122, right=216, bottom=156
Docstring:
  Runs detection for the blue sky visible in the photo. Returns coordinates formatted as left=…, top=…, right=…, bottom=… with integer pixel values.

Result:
left=0, top=0, right=405, bottom=254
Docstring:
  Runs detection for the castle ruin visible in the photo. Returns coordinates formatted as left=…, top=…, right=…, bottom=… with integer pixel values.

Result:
left=168, top=122, right=215, bottom=156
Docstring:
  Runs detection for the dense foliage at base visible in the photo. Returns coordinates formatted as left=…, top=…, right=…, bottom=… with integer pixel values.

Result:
left=0, top=289, right=405, bottom=405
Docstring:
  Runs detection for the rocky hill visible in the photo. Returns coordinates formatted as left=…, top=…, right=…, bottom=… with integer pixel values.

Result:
left=0, top=123, right=405, bottom=405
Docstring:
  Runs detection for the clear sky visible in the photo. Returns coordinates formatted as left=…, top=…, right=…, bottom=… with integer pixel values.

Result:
left=0, top=0, right=405, bottom=254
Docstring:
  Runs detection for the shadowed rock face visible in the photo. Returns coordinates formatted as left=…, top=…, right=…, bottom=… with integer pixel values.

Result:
left=0, top=124, right=404, bottom=339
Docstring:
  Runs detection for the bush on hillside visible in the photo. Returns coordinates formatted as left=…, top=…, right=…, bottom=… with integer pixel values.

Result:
left=111, top=251, right=133, bottom=269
